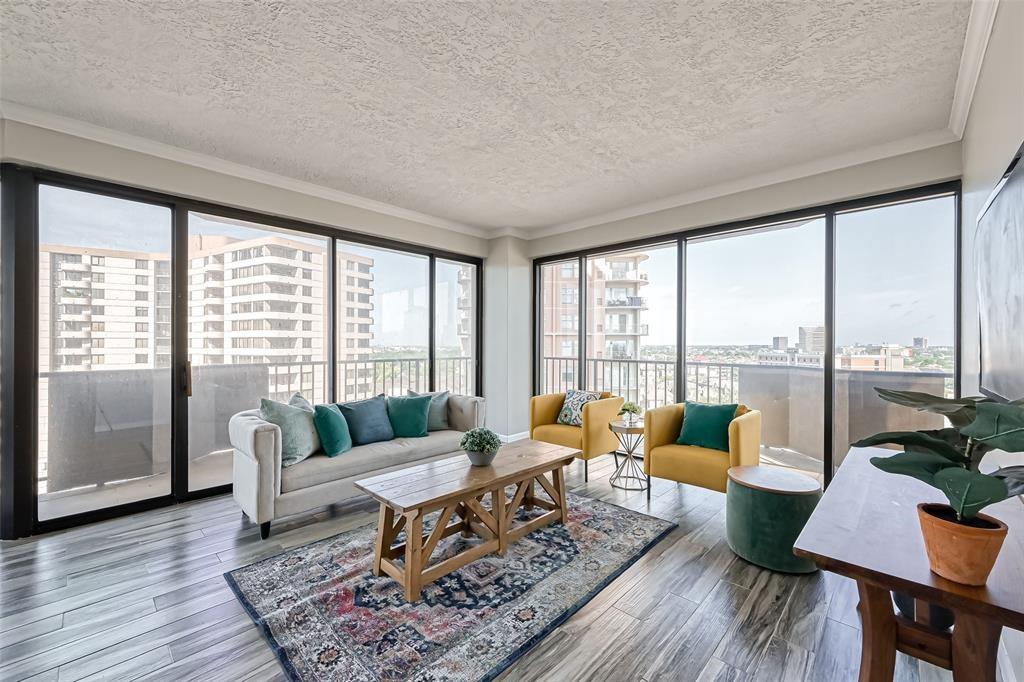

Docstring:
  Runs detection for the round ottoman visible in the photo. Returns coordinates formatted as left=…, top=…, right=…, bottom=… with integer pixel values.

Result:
left=726, top=465, right=821, bottom=574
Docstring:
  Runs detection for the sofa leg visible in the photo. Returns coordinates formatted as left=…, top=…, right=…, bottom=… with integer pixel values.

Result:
left=260, top=521, right=271, bottom=540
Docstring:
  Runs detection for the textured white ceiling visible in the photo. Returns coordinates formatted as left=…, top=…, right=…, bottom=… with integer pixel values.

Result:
left=1, top=1, right=970, bottom=231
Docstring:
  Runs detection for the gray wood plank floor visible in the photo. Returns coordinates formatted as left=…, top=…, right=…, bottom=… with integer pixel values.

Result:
left=0, top=456, right=972, bottom=681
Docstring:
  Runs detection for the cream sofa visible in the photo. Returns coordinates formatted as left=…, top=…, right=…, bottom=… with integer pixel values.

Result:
left=229, top=394, right=485, bottom=538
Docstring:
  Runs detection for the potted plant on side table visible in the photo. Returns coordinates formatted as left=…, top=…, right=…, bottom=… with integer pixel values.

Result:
left=460, top=427, right=503, bottom=467
left=618, top=401, right=642, bottom=425
left=853, top=389, right=1024, bottom=586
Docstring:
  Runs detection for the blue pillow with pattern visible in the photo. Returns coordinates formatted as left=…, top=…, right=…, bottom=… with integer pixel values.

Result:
left=557, top=389, right=603, bottom=426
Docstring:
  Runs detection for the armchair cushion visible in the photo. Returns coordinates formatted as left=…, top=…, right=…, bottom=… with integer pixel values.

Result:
left=532, top=423, right=582, bottom=450
left=677, top=401, right=738, bottom=452
left=557, top=389, right=603, bottom=426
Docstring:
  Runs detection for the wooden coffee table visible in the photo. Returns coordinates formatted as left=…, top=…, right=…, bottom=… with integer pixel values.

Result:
left=354, top=439, right=579, bottom=601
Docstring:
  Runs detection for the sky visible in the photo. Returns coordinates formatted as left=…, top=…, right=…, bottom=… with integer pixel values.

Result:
left=39, top=184, right=957, bottom=351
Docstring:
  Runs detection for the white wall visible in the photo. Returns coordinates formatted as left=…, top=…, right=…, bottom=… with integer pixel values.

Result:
left=958, top=3, right=1024, bottom=679
left=483, top=236, right=533, bottom=438
left=960, top=0, right=1024, bottom=397
left=529, top=142, right=962, bottom=258
left=0, top=120, right=490, bottom=259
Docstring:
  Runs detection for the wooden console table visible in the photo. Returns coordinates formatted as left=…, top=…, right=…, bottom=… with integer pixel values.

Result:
left=355, top=440, right=578, bottom=602
left=794, top=448, right=1024, bottom=681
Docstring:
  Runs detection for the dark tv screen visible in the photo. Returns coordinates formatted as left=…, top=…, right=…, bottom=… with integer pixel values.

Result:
left=976, top=142, right=1024, bottom=402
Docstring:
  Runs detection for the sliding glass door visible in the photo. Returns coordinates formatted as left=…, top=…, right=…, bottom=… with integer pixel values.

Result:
left=686, top=218, right=826, bottom=479
left=538, top=260, right=580, bottom=394
left=37, top=185, right=173, bottom=520
left=186, top=213, right=331, bottom=492
left=832, top=195, right=957, bottom=473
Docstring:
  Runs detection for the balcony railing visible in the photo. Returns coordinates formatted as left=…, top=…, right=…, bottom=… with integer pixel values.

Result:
left=38, top=357, right=475, bottom=495
left=540, top=356, right=954, bottom=472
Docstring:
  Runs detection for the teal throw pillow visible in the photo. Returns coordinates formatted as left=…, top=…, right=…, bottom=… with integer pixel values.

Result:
left=387, top=394, right=432, bottom=438
left=677, top=401, right=737, bottom=452
left=408, top=389, right=450, bottom=431
left=260, top=393, right=320, bottom=467
left=313, top=403, right=353, bottom=457
left=339, top=395, right=394, bottom=445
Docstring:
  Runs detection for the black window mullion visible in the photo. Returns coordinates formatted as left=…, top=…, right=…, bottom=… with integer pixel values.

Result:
left=328, top=237, right=337, bottom=403
left=428, top=255, right=436, bottom=392
left=0, top=165, right=39, bottom=540
left=171, top=205, right=189, bottom=498
left=577, top=256, right=586, bottom=391
left=677, top=238, right=686, bottom=402
left=824, top=211, right=836, bottom=488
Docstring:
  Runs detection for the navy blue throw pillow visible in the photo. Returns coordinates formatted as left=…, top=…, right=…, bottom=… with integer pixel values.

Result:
left=339, top=395, right=394, bottom=446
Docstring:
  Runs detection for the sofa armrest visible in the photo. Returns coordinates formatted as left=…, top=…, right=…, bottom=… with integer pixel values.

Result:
left=582, top=396, right=624, bottom=458
left=229, top=410, right=282, bottom=524
left=729, top=409, right=762, bottom=467
left=530, top=393, right=565, bottom=437
left=643, top=404, right=685, bottom=471
left=448, top=394, right=486, bottom=432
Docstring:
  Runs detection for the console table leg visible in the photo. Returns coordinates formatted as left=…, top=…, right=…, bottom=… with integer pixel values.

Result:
left=857, top=580, right=897, bottom=682
left=951, top=611, right=1001, bottom=682
left=403, top=510, right=423, bottom=602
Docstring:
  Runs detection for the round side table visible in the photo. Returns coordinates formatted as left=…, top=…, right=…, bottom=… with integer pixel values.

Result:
left=608, top=420, right=647, bottom=490
left=726, top=465, right=821, bottom=573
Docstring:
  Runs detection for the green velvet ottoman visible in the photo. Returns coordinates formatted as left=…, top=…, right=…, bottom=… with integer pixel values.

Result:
left=726, top=466, right=821, bottom=574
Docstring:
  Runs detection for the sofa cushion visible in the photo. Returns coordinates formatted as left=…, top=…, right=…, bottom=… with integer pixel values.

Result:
left=259, top=393, right=320, bottom=467
left=339, top=395, right=394, bottom=445
left=532, top=423, right=582, bottom=450
left=677, top=401, right=737, bottom=452
left=408, top=390, right=450, bottom=431
left=313, top=403, right=353, bottom=457
left=557, top=389, right=602, bottom=427
left=387, top=395, right=431, bottom=438
left=280, top=430, right=464, bottom=493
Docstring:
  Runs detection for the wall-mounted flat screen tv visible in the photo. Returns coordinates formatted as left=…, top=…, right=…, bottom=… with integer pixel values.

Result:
left=976, top=140, right=1024, bottom=402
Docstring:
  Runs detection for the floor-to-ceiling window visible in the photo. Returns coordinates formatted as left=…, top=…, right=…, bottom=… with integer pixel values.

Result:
left=534, top=183, right=958, bottom=485
left=833, top=195, right=957, bottom=474
left=0, top=166, right=482, bottom=538
left=37, top=185, right=174, bottom=520
left=585, top=244, right=678, bottom=410
left=686, top=218, right=826, bottom=479
left=435, top=259, right=478, bottom=396
left=538, top=260, right=580, bottom=394
left=336, top=242, right=430, bottom=401
left=186, top=213, right=330, bottom=492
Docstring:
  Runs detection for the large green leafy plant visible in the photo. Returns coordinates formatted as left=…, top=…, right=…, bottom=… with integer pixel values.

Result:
left=853, top=389, right=1024, bottom=522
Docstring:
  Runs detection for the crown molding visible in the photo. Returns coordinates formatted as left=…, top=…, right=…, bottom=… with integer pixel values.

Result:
left=0, top=101, right=492, bottom=240
left=949, top=0, right=999, bottom=139
left=526, top=127, right=960, bottom=240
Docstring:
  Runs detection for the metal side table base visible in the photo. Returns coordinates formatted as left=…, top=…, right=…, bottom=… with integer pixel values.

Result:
left=608, top=420, right=648, bottom=491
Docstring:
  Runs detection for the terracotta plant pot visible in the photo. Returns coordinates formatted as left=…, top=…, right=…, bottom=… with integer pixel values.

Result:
left=917, top=503, right=1008, bottom=586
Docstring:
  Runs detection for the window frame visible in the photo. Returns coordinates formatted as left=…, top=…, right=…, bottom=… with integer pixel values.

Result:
left=532, top=180, right=962, bottom=489
left=0, top=163, right=483, bottom=538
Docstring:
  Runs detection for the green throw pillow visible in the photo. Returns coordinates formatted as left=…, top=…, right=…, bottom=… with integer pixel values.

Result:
left=677, top=401, right=737, bottom=452
left=408, top=389, right=450, bottom=430
left=260, top=393, right=320, bottom=467
left=386, top=394, right=432, bottom=438
left=313, top=404, right=353, bottom=457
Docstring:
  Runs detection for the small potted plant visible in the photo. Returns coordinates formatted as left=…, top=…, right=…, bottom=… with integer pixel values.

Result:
left=853, top=389, right=1024, bottom=585
left=460, top=427, right=503, bottom=467
left=618, top=401, right=642, bottom=424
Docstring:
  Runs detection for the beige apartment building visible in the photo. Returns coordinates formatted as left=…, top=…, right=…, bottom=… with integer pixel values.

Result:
left=540, top=252, right=649, bottom=390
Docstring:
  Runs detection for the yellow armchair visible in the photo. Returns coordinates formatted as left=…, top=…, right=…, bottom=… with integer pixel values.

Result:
left=530, top=392, right=625, bottom=480
left=643, top=403, right=761, bottom=497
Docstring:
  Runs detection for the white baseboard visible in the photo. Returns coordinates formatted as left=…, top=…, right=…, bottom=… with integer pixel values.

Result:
left=499, top=431, right=530, bottom=443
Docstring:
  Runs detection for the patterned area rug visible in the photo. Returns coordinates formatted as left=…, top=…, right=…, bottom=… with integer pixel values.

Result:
left=225, top=492, right=675, bottom=681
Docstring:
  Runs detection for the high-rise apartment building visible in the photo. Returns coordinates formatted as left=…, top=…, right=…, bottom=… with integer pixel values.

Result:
left=772, top=336, right=789, bottom=351
left=540, top=253, right=649, bottom=386
left=798, top=326, right=826, bottom=354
